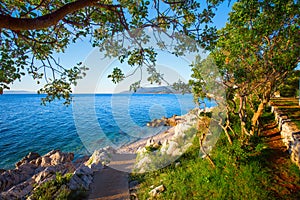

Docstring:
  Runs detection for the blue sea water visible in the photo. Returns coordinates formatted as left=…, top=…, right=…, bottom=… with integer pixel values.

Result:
left=0, top=93, right=207, bottom=169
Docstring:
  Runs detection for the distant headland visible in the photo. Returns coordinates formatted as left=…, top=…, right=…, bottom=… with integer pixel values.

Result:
left=120, top=86, right=191, bottom=94
left=3, top=90, right=36, bottom=94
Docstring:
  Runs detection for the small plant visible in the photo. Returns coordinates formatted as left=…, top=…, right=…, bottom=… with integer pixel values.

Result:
left=30, top=172, right=74, bottom=200
left=145, top=145, right=160, bottom=152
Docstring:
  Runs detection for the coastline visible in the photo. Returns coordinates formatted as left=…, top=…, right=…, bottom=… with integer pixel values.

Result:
left=0, top=109, right=200, bottom=199
left=117, top=113, right=188, bottom=154
left=117, top=126, right=176, bottom=154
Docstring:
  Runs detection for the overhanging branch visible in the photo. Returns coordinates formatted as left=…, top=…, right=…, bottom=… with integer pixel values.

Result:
left=0, top=0, right=119, bottom=30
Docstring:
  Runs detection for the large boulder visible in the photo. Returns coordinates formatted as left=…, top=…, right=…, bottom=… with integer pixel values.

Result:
left=68, top=165, right=93, bottom=190
left=85, top=146, right=116, bottom=170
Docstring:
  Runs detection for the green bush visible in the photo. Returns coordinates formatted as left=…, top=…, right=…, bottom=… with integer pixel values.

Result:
left=30, top=173, right=74, bottom=200
left=134, top=135, right=273, bottom=200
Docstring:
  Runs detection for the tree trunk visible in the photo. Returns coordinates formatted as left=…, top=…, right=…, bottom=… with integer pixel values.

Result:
left=250, top=85, right=271, bottom=135
left=199, top=134, right=216, bottom=168
left=238, top=96, right=250, bottom=136
left=250, top=102, right=265, bottom=135
left=197, top=117, right=216, bottom=168
left=219, top=111, right=233, bottom=145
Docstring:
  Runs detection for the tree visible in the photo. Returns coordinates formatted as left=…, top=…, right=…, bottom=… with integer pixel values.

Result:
left=0, top=0, right=224, bottom=103
left=212, top=0, right=300, bottom=136
left=279, top=70, right=300, bottom=97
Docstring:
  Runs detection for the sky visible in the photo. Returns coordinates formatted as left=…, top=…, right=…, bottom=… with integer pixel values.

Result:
left=9, top=1, right=234, bottom=93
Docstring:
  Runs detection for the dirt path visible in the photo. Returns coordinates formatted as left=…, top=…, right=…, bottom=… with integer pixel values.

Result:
left=87, top=126, right=177, bottom=199
left=87, top=153, right=136, bottom=200
left=88, top=167, right=129, bottom=200
left=262, top=121, right=300, bottom=198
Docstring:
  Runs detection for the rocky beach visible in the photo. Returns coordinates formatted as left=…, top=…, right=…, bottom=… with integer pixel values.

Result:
left=0, top=108, right=207, bottom=199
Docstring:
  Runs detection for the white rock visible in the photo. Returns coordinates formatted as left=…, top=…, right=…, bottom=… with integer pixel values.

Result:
left=148, top=184, right=165, bottom=197
left=166, top=141, right=179, bottom=156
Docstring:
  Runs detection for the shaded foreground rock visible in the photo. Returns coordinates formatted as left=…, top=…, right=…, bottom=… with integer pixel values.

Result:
left=0, top=150, right=94, bottom=199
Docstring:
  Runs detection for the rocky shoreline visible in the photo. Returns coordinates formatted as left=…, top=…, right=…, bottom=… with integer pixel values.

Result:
left=0, top=108, right=210, bottom=199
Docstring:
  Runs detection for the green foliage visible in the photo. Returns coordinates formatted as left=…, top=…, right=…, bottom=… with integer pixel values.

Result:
left=145, top=145, right=160, bottom=152
left=204, top=0, right=300, bottom=136
left=30, top=172, right=74, bottom=200
left=189, top=55, right=225, bottom=104
left=107, top=67, right=125, bottom=84
left=172, top=79, right=191, bottom=94
left=134, top=135, right=275, bottom=200
left=0, top=0, right=224, bottom=103
left=279, top=70, right=300, bottom=97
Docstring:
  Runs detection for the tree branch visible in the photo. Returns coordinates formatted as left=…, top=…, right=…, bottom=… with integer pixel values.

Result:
left=0, top=0, right=119, bottom=30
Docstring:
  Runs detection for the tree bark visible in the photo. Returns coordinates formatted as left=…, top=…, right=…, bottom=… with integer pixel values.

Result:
left=0, top=0, right=118, bottom=30
left=250, top=84, right=272, bottom=135
left=250, top=102, right=265, bottom=135
left=238, top=95, right=250, bottom=136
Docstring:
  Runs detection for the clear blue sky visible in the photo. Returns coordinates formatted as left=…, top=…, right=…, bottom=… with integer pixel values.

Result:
left=9, top=1, right=234, bottom=93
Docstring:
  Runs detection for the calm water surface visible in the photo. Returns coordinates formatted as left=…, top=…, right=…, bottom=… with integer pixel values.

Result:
left=0, top=93, right=206, bottom=169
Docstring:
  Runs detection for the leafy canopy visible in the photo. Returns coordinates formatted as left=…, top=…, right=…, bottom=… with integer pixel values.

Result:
left=0, top=0, right=224, bottom=104
left=190, top=0, right=300, bottom=137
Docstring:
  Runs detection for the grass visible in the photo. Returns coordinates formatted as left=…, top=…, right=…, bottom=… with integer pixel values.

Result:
left=132, top=135, right=275, bottom=200
left=132, top=109, right=300, bottom=200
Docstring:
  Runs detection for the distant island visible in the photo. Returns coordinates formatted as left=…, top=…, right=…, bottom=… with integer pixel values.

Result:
left=120, top=86, right=191, bottom=94
left=3, top=90, right=35, bottom=94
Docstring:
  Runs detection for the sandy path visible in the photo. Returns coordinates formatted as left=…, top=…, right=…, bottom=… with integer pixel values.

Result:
left=87, top=126, right=175, bottom=199
left=88, top=167, right=129, bottom=200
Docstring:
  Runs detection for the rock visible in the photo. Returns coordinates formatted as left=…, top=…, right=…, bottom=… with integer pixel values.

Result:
left=0, top=180, right=33, bottom=199
left=74, top=165, right=93, bottom=176
left=174, top=123, right=189, bottom=138
left=85, top=146, right=116, bottom=168
left=160, top=140, right=169, bottom=154
left=49, top=151, right=74, bottom=165
left=136, top=147, right=147, bottom=154
left=68, top=172, right=92, bottom=191
left=166, top=141, right=179, bottom=156
left=152, top=142, right=161, bottom=150
left=68, top=174, right=85, bottom=190
left=175, top=162, right=181, bottom=168
left=272, top=105, right=300, bottom=169
left=147, top=119, right=167, bottom=127
left=130, top=192, right=138, bottom=200
left=146, top=138, right=155, bottom=147
left=73, top=156, right=90, bottom=169
left=291, top=142, right=300, bottom=168
left=33, top=166, right=56, bottom=183
left=15, top=152, right=40, bottom=167
left=0, top=163, right=37, bottom=192
left=129, top=180, right=139, bottom=190
left=0, top=149, right=77, bottom=199
left=40, top=156, right=51, bottom=167
left=135, top=156, right=152, bottom=173
left=148, top=184, right=165, bottom=197
left=167, top=115, right=177, bottom=126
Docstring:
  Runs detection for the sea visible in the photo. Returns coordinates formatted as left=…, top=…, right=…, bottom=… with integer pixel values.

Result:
left=0, top=93, right=213, bottom=169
